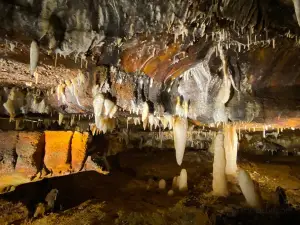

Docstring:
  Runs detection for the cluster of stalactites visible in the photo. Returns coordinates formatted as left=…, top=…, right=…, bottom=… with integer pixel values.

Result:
left=141, top=102, right=173, bottom=131
left=3, top=87, right=50, bottom=121
left=140, top=97, right=189, bottom=166
left=56, top=70, right=85, bottom=106
left=91, top=85, right=117, bottom=135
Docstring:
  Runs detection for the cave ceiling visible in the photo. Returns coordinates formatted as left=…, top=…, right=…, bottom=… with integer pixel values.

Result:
left=0, top=0, right=300, bottom=129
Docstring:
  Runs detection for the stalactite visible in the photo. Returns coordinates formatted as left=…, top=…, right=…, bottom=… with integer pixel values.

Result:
left=30, top=40, right=39, bottom=80
left=173, top=116, right=188, bottom=166
left=58, top=113, right=64, bottom=125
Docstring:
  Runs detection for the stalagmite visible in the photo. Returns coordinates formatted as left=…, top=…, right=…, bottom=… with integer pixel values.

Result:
left=178, top=169, right=188, bottom=192
left=212, top=132, right=228, bottom=196
left=224, top=124, right=238, bottom=182
left=173, top=116, right=188, bottom=166
left=238, top=169, right=263, bottom=209
left=158, top=179, right=166, bottom=190
left=168, top=190, right=174, bottom=196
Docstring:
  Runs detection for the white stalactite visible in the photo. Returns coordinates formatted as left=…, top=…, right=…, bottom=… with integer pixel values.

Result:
left=58, top=113, right=64, bottom=125
left=173, top=116, right=188, bottom=166
left=30, top=40, right=39, bottom=78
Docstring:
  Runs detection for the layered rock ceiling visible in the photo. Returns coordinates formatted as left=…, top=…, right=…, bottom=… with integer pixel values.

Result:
left=0, top=0, right=299, bottom=126
left=1, top=0, right=300, bottom=194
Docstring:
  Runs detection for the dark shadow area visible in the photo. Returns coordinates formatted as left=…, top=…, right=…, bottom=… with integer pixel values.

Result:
left=1, top=169, right=132, bottom=214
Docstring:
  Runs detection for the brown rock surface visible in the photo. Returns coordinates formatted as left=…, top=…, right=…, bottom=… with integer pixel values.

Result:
left=0, top=131, right=18, bottom=174
left=15, top=132, right=45, bottom=177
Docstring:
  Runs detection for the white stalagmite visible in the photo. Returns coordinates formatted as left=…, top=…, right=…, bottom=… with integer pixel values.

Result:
left=238, top=169, right=263, bottom=209
left=178, top=169, right=188, bottom=192
left=212, top=132, right=228, bottom=196
left=224, top=124, right=238, bottom=182
left=58, top=113, right=64, bottom=125
left=158, top=179, right=166, bottom=190
left=173, top=116, right=188, bottom=166
left=168, top=190, right=174, bottom=196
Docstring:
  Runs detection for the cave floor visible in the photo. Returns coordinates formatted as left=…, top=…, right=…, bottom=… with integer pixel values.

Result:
left=1, top=150, right=300, bottom=225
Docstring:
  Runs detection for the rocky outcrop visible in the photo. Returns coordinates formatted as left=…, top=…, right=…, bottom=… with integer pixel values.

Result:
left=44, top=131, right=73, bottom=174
left=0, top=131, right=18, bottom=174
left=15, top=132, right=45, bottom=177
left=0, top=130, right=107, bottom=194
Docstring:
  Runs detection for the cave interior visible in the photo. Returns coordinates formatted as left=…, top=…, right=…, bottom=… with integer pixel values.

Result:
left=2, top=0, right=300, bottom=224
